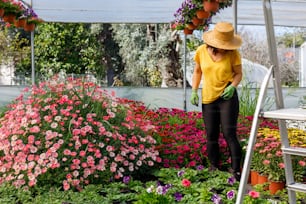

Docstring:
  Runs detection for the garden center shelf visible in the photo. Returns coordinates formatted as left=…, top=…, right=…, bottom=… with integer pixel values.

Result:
left=287, top=183, right=306, bottom=193
left=262, top=108, right=306, bottom=194
left=261, top=108, right=306, bottom=120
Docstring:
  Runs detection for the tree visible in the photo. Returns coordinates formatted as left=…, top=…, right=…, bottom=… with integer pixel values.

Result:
left=239, top=26, right=300, bottom=87
left=92, top=24, right=124, bottom=86
left=32, top=23, right=104, bottom=79
left=111, top=24, right=183, bottom=87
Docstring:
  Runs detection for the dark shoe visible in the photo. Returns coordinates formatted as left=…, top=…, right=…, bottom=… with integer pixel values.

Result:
left=229, top=168, right=241, bottom=181
left=233, top=171, right=241, bottom=181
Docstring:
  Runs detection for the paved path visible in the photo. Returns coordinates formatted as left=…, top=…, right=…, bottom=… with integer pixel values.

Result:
left=0, top=86, right=28, bottom=107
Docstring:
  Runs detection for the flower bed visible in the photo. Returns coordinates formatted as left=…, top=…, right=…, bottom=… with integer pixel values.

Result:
left=0, top=77, right=305, bottom=203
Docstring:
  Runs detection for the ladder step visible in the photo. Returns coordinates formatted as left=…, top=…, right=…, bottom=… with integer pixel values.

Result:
left=261, top=108, right=306, bottom=120
left=287, top=183, right=306, bottom=193
left=282, top=147, right=306, bottom=157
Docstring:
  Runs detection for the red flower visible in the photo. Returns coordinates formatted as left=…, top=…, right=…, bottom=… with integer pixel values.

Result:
left=181, top=178, right=191, bottom=187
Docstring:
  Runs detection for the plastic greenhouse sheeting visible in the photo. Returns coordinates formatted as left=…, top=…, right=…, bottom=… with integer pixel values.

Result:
left=23, top=0, right=306, bottom=27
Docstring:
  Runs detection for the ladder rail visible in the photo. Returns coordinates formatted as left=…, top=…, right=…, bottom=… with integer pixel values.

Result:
left=262, top=0, right=284, bottom=110
left=235, top=66, right=274, bottom=204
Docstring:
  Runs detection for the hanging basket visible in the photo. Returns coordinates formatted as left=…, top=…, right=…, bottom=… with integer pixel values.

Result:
left=0, top=8, right=4, bottom=17
left=192, top=17, right=202, bottom=26
left=3, top=14, right=16, bottom=24
left=186, top=23, right=197, bottom=30
left=14, top=18, right=26, bottom=28
left=24, top=23, right=35, bottom=32
left=183, top=28, right=193, bottom=35
left=196, top=9, right=210, bottom=19
left=203, top=0, right=219, bottom=13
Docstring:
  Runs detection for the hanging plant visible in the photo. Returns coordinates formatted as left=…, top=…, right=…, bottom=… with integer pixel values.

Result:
left=172, top=0, right=211, bottom=32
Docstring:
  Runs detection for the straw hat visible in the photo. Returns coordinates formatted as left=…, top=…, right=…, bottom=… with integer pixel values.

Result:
left=203, top=22, right=242, bottom=50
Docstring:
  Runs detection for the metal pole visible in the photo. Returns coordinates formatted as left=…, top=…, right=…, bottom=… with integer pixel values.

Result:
left=31, top=30, right=35, bottom=85
left=233, top=0, right=238, bottom=32
left=183, top=33, right=187, bottom=112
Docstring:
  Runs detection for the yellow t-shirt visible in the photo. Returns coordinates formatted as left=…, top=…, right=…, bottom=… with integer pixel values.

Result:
left=194, top=44, right=241, bottom=104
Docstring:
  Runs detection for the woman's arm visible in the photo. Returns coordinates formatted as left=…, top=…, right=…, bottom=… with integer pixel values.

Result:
left=192, top=62, right=202, bottom=89
left=231, top=64, right=242, bottom=87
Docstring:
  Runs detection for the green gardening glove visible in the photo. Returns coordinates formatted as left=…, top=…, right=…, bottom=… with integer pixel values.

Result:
left=190, top=89, right=199, bottom=106
left=221, top=85, right=236, bottom=100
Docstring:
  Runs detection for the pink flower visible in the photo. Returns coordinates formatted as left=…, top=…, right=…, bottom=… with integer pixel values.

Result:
left=298, top=160, right=306, bottom=167
left=248, top=190, right=260, bottom=198
left=263, top=159, right=270, bottom=165
left=278, top=163, right=285, bottom=168
left=181, top=178, right=191, bottom=187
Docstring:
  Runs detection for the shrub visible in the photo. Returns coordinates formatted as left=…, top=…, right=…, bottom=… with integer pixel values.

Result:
left=0, top=76, right=161, bottom=190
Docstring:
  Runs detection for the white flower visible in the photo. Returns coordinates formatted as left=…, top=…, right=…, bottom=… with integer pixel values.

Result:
left=146, top=185, right=155, bottom=193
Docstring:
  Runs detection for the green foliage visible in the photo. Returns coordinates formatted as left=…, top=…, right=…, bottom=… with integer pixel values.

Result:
left=238, top=84, right=274, bottom=116
left=0, top=28, right=30, bottom=66
left=112, top=24, right=182, bottom=87
left=277, top=29, right=306, bottom=48
left=31, top=23, right=104, bottom=78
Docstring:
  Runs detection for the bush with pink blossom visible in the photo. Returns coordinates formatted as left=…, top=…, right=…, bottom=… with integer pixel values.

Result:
left=0, top=76, right=161, bottom=191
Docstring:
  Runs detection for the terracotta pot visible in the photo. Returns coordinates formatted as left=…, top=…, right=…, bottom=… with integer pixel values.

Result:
left=191, top=17, right=202, bottom=26
left=0, top=8, right=5, bottom=17
left=258, top=174, right=269, bottom=190
left=203, top=0, right=219, bottom=13
left=183, top=28, right=193, bottom=35
left=269, top=181, right=285, bottom=195
left=250, top=170, right=259, bottom=186
left=14, top=18, right=26, bottom=28
left=258, top=174, right=268, bottom=184
left=186, top=23, right=197, bottom=30
left=24, top=23, right=35, bottom=32
left=196, top=9, right=210, bottom=19
left=3, top=14, right=16, bottom=24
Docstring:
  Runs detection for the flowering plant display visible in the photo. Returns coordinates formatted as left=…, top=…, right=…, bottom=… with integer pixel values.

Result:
left=172, top=0, right=211, bottom=31
left=254, top=128, right=306, bottom=182
left=21, top=7, right=43, bottom=25
left=174, top=0, right=197, bottom=24
left=244, top=190, right=271, bottom=204
left=1, top=0, right=22, bottom=16
left=0, top=76, right=161, bottom=191
left=134, top=166, right=239, bottom=203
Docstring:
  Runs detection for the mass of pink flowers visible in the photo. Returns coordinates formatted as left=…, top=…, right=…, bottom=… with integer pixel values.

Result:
left=0, top=77, right=161, bottom=190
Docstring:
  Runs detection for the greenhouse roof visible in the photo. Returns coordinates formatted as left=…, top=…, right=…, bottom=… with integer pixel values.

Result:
left=24, top=0, right=306, bottom=27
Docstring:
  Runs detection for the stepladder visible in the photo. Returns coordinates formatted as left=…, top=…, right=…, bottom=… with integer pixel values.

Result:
left=236, top=0, right=306, bottom=203
left=236, top=67, right=306, bottom=204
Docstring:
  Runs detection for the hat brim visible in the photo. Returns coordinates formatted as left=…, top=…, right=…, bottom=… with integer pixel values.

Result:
left=203, top=30, right=242, bottom=50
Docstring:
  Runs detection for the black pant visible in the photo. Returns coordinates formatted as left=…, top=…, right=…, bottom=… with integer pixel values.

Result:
left=202, top=91, right=242, bottom=172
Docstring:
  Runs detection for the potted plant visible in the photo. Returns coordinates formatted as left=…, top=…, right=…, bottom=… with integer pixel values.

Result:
left=173, top=0, right=207, bottom=34
left=192, top=0, right=211, bottom=19
left=19, top=7, right=42, bottom=31
left=0, top=0, right=7, bottom=17
left=1, top=0, right=23, bottom=23
left=202, top=0, right=220, bottom=13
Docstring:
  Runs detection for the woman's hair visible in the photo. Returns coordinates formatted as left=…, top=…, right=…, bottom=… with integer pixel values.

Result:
left=206, top=44, right=220, bottom=55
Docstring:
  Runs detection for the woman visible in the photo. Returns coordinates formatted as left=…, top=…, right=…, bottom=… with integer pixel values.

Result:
left=190, top=22, right=243, bottom=181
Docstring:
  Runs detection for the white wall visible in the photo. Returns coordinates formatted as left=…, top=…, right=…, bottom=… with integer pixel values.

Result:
left=0, top=64, right=14, bottom=85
